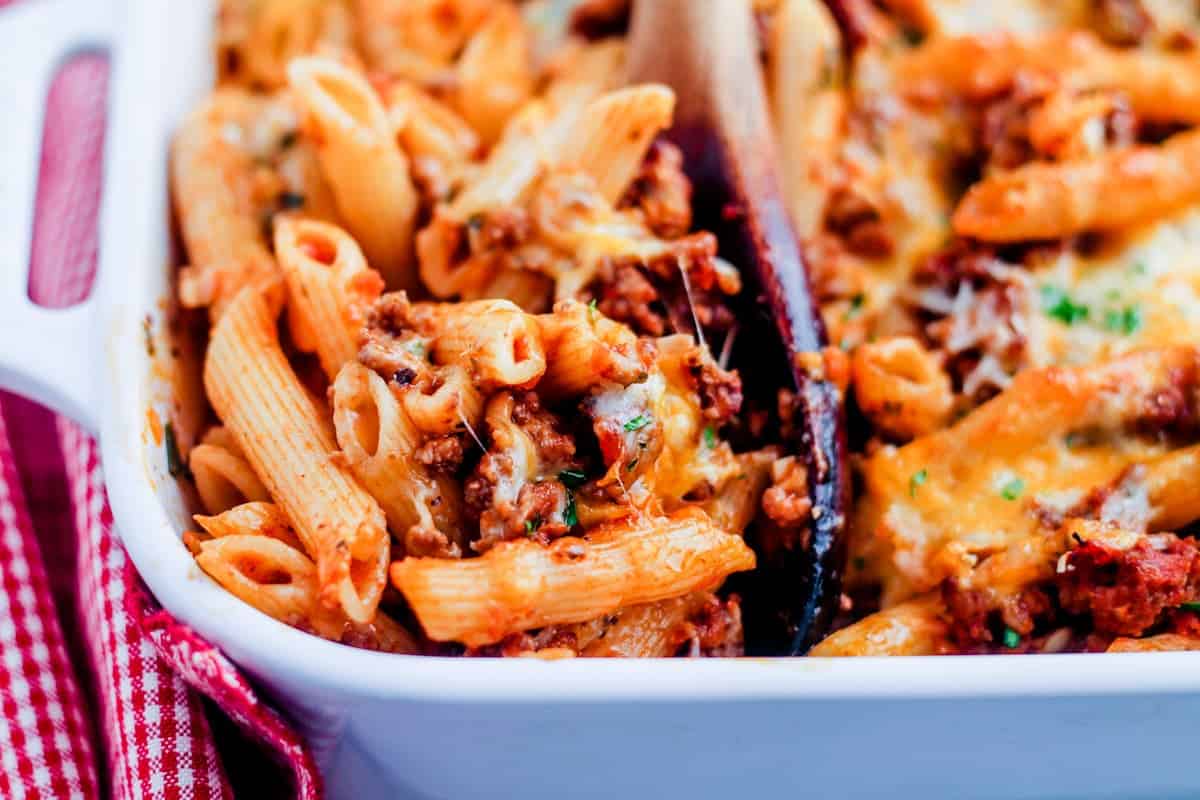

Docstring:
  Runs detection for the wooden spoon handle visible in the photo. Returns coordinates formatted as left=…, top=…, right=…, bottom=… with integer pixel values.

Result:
left=627, top=0, right=849, bottom=654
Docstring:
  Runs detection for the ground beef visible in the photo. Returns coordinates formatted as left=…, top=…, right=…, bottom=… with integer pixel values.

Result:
left=1057, top=535, right=1200, bottom=637
left=620, top=140, right=692, bottom=239
left=465, top=207, right=531, bottom=253
left=1092, top=0, right=1153, bottom=46
left=684, top=350, right=743, bottom=422
left=465, top=627, right=580, bottom=658
left=761, top=457, right=811, bottom=527
left=465, top=393, right=579, bottom=552
left=595, top=261, right=666, bottom=335
left=414, top=434, right=466, bottom=475
left=404, top=525, right=461, bottom=559
left=942, top=580, right=1054, bottom=650
left=592, top=232, right=738, bottom=339
left=679, top=593, right=744, bottom=657
left=904, top=243, right=1033, bottom=403
left=1135, top=364, right=1200, bottom=439
left=823, top=186, right=894, bottom=259
left=358, top=293, right=426, bottom=381
left=510, top=393, right=577, bottom=465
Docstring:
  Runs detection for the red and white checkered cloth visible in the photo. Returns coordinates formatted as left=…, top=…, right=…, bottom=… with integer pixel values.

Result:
left=0, top=7, right=321, bottom=798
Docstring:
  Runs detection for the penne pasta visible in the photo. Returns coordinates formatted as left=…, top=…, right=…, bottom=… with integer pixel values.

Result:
left=392, top=509, right=755, bottom=646
left=452, top=3, right=535, bottom=147
left=288, top=56, right=420, bottom=288
left=188, top=442, right=272, bottom=515
left=555, top=85, right=676, bottom=206
left=275, top=217, right=385, bottom=379
left=170, top=89, right=279, bottom=314
left=204, top=286, right=390, bottom=623
left=536, top=300, right=649, bottom=398
left=409, top=299, right=547, bottom=390
left=953, top=128, right=1200, bottom=242
left=330, top=362, right=465, bottom=550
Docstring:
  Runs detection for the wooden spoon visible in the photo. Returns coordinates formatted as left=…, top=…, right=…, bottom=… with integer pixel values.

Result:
left=627, top=0, right=849, bottom=655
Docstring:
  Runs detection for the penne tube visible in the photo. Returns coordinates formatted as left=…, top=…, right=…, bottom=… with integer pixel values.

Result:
left=702, top=450, right=777, bottom=536
left=189, top=443, right=272, bottom=515
left=170, top=89, right=278, bottom=314
left=465, top=266, right=553, bottom=312
left=288, top=56, right=419, bottom=288
left=194, top=500, right=304, bottom=551
left=452, top=4, right=535, bottom=146
left=410, top=299, right=547, bottom=390
left=331, top=362, right=464, bottom=548
left=953, top=128, right=1200, bottom=242
left=808, top=597, right=951, bottom=656
left=1145, top=444, right=1200, bottom=532
left=384, top=81, right=480, bottom=166
left=767, top=0, right=845, bottom=239
left=243, top=0, right=354, bottom=89
left=392, top=509, right=756, bottom=646
left=898, top=30, right=1200, bottom=124
left=537, top=301, right=648, bottom=399
left=555, top=85, right=676, bottom=205
left=204, top=286, right=389, bottom=623
left=579, top=593, right=712, bottom=658
left=275, top=217, right=385, bottom=379
left=399, top=362, right=486, bottom=436
left=195, top=531, right=417, bottom=653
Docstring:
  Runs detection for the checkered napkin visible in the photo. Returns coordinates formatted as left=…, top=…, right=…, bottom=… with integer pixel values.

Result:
left=0, top=19, right=320, bottom=800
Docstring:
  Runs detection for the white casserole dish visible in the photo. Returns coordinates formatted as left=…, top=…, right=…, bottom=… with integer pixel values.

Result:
left=3, top=1, right=1200, bottom=797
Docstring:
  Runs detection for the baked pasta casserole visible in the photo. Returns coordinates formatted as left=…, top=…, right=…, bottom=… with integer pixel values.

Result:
left=168, top=0, right=1200, bottom=658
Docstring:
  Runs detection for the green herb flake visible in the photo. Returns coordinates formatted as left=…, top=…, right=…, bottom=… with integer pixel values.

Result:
left=844, top=292, right=866, bottom=321
left=404, top=339, right=427, bottom=358
left=1179, top=600, right=1200, bottom=612
left=558, top=469, right=587, bottom=488
left=1002, top=627, right=1021, bottom=649
left=278, top=191, right=306, bottom=210
left=626, top=458, right=639, bottom=472
left=909, top=468, right=928, bottom=498
left=587, top=297, right=598, bottom=322
left=624, top=414, right=651, bottom=432
left=1130, top=261, right=1148, bottom=276
left=702, top=425, right=717, bottom=450
left=1000, top=476, right=1025, bottom=501
left=1040, top=285, right=1089, bottom=326
left=524, top=517, right=541, bottom=537
left=562, top=493, right=578, bottom=528
left=164, top=422, right=191, bottom=480
left=466, top=213, right=485, bottom=231
left=1102, top=305, right=1142, bottom=336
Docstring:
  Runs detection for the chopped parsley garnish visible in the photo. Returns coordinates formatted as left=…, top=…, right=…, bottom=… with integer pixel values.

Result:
left=1040, top=285, right=1089, bottom=325
left=909, top=468, right=928, bottom=498
left=404, top=339, right=427, bottom=358
left=278, top=191, right=306, bottom=210
left=524, top=518, right=541, bottom=537
left=624, top=414, right=651, bottom=432
left=1000, top=477, right=1025, bottom=501
left=1102, top=305, right=1142, bottom=335
left=844, top=292, right=866, bottom=321
left=558, top=469, right=587, bottom=488
left=1001, top=627, right=1021, bottom=649
left=626, top=457, right=639, bottom=472
left=587, top=298, right=598, bottom=322
left=1179, top=601, right=1200, bottom=613
left=562, top=493, right=578, bottom=528
left=1130, top=261, right=1148, bottom=276
left=702, top=425, right=717, bottom=450
left=164, top=422, right=191, bottom=480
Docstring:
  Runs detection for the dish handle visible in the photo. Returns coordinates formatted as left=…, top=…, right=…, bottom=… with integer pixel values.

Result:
left=0, top=0, right=112, bottom=432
